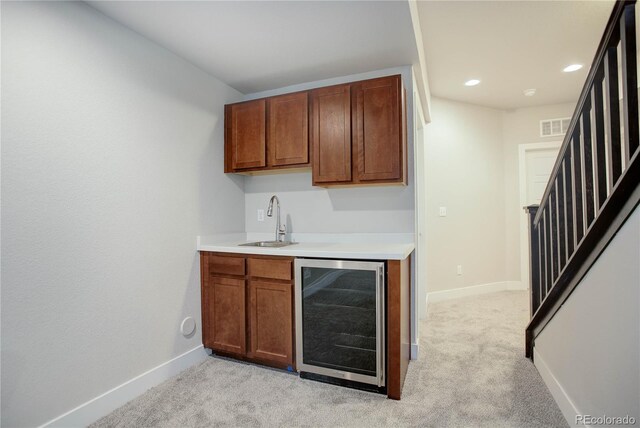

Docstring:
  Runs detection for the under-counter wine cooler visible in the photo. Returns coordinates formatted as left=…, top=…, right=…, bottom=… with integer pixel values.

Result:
left=294, top=258, right=385, bottom=389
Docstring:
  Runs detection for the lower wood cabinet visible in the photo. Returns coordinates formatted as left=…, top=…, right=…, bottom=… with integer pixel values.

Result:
left=200, top=252, right=295, bottom=369
left=200, top=250, right=412, bottom=400
left=207, top=276, right=246, bottom=355
left=248, top=280, right=293, bottom=365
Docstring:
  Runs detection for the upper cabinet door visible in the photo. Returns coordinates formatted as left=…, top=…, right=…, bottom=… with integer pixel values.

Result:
left=268, top=92, right=309, bottom=167
left=310, top=84, right=352, bottom=184
left=225, top=99, right=266, bottom=171
left=352, top=75, right=404, bottom=183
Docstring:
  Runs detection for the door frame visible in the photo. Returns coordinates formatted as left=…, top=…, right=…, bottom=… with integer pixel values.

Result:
left=518, top=141, right=562, bottom=290
left=412, top=83, right=427, bottom=360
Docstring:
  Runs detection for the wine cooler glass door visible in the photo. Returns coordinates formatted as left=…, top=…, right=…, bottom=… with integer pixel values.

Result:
left=295, top=259, right=385, bottom=387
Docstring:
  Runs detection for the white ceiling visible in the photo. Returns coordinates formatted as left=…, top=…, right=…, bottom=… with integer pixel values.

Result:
left=88, top=1, right=418, bottom=95
left=417, top=0, right=615, bottom=110
left=89, top=1, right=615, bottom=110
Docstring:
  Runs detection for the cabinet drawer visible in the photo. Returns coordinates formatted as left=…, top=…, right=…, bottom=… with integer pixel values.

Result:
left=248, top=258, right=292, bottom=281
left=209, top=255, right=245, bottom=277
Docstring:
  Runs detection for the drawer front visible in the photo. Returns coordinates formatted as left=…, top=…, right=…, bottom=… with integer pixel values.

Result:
left=209, top=255, right=245, bottom=277
left=248, top=258, right=292, bottom=281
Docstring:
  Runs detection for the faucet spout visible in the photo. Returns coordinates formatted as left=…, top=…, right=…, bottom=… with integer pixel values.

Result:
left=267, top=195, right=286, bottom=242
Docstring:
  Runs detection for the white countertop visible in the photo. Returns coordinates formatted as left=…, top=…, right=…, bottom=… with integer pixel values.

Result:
left=197, top=233, right=414, bottom=260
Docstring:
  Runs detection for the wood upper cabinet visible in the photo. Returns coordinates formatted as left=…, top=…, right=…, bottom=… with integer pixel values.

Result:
left=224, top=74, right=406, bottom=185
left=225, top=99, right=266, bottom=171
left=311, top=75, right=406, bottom=186
left=247, top=280, right=293, bottom=365
left=268, top=92, right=309, bottom=167
left=208, top=276, right=246, bottom=356
left=310, top=84, right=352, bottom=184
left=225, top=93, right=309, bottom=173
left=352, top=75, right=405, bottom=183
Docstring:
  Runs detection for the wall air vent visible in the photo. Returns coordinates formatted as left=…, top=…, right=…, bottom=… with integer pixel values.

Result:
left=540, top=117, right=571, bottom=137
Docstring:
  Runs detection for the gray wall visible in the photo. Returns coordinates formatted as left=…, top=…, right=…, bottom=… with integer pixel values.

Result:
left=534, top=205, right=639, bottom=425
left=424, top=97, right=506, bottom=292
left=423, top=98, right=579, bottom=293
left=243, top=67, right=416, bottom=235
left=1, top=2, right=244, bottom=426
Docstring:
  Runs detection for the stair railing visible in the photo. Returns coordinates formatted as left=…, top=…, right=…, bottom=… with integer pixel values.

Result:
left=525, top=0, right=640, bottom=358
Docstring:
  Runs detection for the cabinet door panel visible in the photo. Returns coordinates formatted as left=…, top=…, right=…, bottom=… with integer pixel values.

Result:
left=227, top=99, right=266, bottom=170
left=352, top=75, right=402, bottom=182
left=210, top=276, right=246, bottom=355
left=248, top=280, right=293, bottom=365
left=311, top=84, right=352, bottom=184
left=268, top=92, right=309, bottom=166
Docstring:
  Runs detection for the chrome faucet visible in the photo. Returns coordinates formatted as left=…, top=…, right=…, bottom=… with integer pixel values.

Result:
left=267, top=195, right=286, bottom=242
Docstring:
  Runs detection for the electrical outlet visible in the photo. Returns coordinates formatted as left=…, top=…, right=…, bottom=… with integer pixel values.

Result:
left=257, top=209, right=265, bottom=222
left=457, top=265, right=462, bottom=275
left=439, top=207, right=447, bottom=217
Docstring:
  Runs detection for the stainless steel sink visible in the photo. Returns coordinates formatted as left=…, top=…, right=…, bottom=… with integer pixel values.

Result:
left=238, top=241, right=298, bottom=248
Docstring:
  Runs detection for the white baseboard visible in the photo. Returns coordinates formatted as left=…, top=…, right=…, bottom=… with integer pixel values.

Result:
left=505, top=280, right=526, bottom=290
left=426, top=281, right=524, bottom=304
left=411, top=342, right=419, bottom=360
left=533, top=348, right=583, bottom=428
left=39, top=345, right=209, bottom=428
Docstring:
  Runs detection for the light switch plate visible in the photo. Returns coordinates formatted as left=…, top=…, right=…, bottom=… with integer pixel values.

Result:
left=257, top=209, right=265, bottom=222
left=439, top=207, right=447, bottom=217
left=457, top=265, right=462, bottom=275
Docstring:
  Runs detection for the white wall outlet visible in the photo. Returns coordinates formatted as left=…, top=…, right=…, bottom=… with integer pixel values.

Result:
left=439, top=207, right=447, bottom=217
left=457, top=265, right=462, bottom=275
left=257, top=209, right=265, bottom=222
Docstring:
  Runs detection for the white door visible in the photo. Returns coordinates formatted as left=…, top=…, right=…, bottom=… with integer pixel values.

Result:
left=526, top=150, right=559, bottom=204
left=519, top=143, right=562, bottom=290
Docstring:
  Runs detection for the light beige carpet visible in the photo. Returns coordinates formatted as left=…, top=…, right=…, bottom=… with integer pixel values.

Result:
left=91, top=290, right=567, bottom=427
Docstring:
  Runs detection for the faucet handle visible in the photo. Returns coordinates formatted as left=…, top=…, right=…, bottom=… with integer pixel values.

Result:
left=278, top=224, right=287, bottom=241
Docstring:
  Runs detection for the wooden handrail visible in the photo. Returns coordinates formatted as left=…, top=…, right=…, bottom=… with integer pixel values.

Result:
left=534, top=0, right=638, bottom=225
left=526, top=0, right=640, bottom=359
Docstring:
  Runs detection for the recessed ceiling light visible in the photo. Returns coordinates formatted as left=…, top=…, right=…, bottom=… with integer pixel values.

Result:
left=523, top=89, right=536, bottom=97
left=563, top=64, right=583, bottom=73
left=465, top=79, right=481, bottom=87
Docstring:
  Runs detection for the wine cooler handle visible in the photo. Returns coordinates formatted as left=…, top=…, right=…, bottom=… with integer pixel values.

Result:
left=377, top=264, right=386, bottom=388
